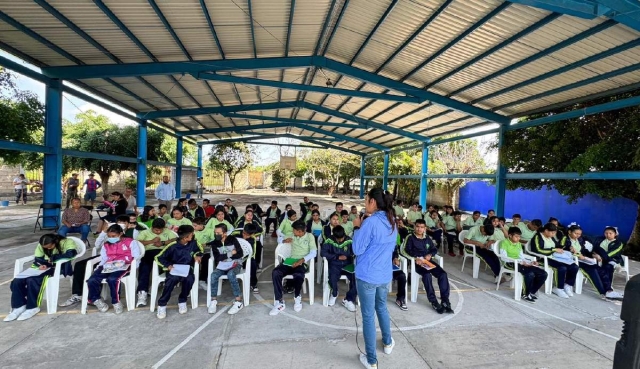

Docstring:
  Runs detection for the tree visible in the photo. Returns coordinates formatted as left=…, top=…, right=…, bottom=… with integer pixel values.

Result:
left=270, top=165, right=292, bottom=193
left=161, top=138, right=197, bottom=166
left=63, top=111, right=168, bottom=193
left=389, top=150, right=421, bottom=202
left=498, top=91, right=640, bottom=255
left=0, top=69, right=45, bottom=169
left=429, top=137, right=488, bottom=206
left=208, top=142, right=252, bottom=193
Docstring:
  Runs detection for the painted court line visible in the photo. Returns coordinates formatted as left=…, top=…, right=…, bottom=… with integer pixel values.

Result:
left=152, top=305, right=230, bottom=369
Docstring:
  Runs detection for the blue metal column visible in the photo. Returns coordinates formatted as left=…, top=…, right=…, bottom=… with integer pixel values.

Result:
left=495, top=124, right=507, bottom=216
left=382, top=151, right=390, bottom=191
left=196, top=144, right=203, bottom=178
left=137, top=121, right=147, bottom=208
left=359, top=155, right=366, bottom=199
left=419, top=141, right=430, bottom=207
left=43, top=79, right=63, bottom=228
left=175, top=137, right=183, bottom=197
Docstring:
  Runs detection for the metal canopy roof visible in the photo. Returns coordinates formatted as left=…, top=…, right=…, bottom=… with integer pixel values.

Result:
left=1, top=0, right=640, bottom=154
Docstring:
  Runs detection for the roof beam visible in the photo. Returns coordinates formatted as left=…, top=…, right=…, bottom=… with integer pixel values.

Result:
left=194, top=72, right=423, bottom=103
left=199, top=134, right=362, bottom=156
left=292, top=124, right=387, bottom=151
left=139, top=101, right=299, bottom=120
left=224, top=113, right=365, bottom=128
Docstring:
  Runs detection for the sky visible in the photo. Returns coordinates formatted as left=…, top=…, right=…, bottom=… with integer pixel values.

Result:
left=2, top=50, right=498, bottom=169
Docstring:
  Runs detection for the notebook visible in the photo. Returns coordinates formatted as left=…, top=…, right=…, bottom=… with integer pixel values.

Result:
left=341, top=264, right=355, bottom=273
left=102, top=260, right=128, bottom=273
left=283, top=258, right=299, bottom=266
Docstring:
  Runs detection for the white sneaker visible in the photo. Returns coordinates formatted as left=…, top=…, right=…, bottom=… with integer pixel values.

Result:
left=328, top=295, right=337, bottom=306
left=3, top=306, right=26, bottom=322
left=136, top=291, right=147, bottom=307
left=269, top=301, right=285, bottom=316
left=113, top=302, right=124, bottom=314
left=342, top=299, right=356, bottom=312
left=564, top=285, right=574, bottom=297
left=178, top=302, right=188, bottom=314
left=199, top=281, right=208, bottom=291
left=94, top=299, right=109, bottom=312
left=383, top=337, right=395, bottom=354
left=606, top=290, right=624, bottom=300
left=59, top=294, right=81, bottom=307
left=553, top=288, right=569, bottom=299
left=228, top=301, right=244, bottom=315
left=208, top=300, right=217, bottom=314
left=16, top=307, right=40, bottom=321
left=294, top=296, right=302, bottom=312
left=359, top=353, right=377, bottom=368
left=157, top=306, right=167, bottom=319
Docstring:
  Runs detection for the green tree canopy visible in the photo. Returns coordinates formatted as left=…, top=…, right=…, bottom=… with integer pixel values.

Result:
left=208, top=142, right=252, bottom=193
left=499, top=91, right=640, bottom=254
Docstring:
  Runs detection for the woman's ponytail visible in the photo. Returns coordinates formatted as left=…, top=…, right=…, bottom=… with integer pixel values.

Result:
left=367, top=188, right=396, bottom=232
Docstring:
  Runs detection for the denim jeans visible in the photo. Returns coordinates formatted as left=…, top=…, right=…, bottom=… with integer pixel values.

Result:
left=357, top=278, right=392, bottom=365
left=58, top=224, right=91, bottom=241
left=210, top=264, right=243, bottom=298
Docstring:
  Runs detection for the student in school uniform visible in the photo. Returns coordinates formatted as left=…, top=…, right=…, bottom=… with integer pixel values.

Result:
left=305, top=203, right=319, bottom=223
left=234, top=209, right=264, bottom=268
left=5, top=234, right=78, bottom=322
left=463, top=210, right=484, bottom=230
left=137, top=205, right=157, bottom=229
left=425, top=210, right=445, bottom=248
left=207, top=223, right=245, bottom=315
left=487, top=216, right=508, bottom=243
left=277, top=209, right=297, bottom=244
left=396, top=218, right=412, bottom=244
left=202, top=199, right=215, bottom=219
left=157, top=204, right=170, bottom=222
left=595, top=226, right=625, bottom=285
left=323, top=202, right=344, bottom=223
left=323, top=213, right=341, bottom=240
left=321, top=225, right=357, bottom=312
left=464, top=224, right=504, bottom=283
left=206, top=208, right=235, bottom=234
left=518, top=219, right=542, bottom=244
left=561, top=224, right=623, bottom=300
left=482, top=209, right=496, bottom=226
left=134, top=218, right=178, bottom=307
left=240, top=223, right=261, bottom=293
left=306, top=210, right=325, bottom=240
left=444, top=211, right=463, bottom=257
left=393, top=200, right=405, bottom=220
left=348, top=206, right=359, bottom=222
left=191, top=217, right=214, bottom=290
left=279, top=204, right=293, bottom=224
left=175, top=198, right=188, bottom=216
left=406, top=203, right=423, bottom=226
left=86, top=224, right=141, bottom=314
left=264, top=201, right=282, bottom=237
left=531, top=223, right=579, bottom=299
left=153, top=225, right=203, bottom=319
left=505, top=213, right=521, bottom=228
left=128, top=214, right=147, bottom=235
left=499, top=227, right=548, bottom=303
left=402, top=219, right=453, bottom=314
left=299, top=196, right=310, bottom=221
left=340, top=210, right=354, bottom=237
left=225, top=198, right=238, bottom=224
left=186, top=199, right=206, bottom=221
left=392, top=244, right=408, bottom=311
left=250, top=204, right=265, bottom=224
left=548, top=217, right=565, bottom=241
left=167, top=207, right=193, bottom=231
left=270, top=220, right=316, bottom=315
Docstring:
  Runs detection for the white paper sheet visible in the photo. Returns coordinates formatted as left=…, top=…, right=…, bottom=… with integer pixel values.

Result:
left=15, top=267, right=49, bottom=279
left=170, top=264, right=190, bottom=277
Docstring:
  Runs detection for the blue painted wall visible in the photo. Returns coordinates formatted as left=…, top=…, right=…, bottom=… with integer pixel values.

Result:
left=459, top=181, right=637, bottom=241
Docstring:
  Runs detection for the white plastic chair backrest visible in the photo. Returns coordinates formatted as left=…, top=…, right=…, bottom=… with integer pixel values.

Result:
left=237, top=238, right=253, bottom=261
left=584, top=241, right=593, bottom=252
left=275, top=243, right=292, bottom=265
left=69, top=237, right=87, bottom=259
left=524, top=240, right=532, bottom=253
left=133, top=240, right=145, bottom=259
left=459, top=230, right=469, bottom=245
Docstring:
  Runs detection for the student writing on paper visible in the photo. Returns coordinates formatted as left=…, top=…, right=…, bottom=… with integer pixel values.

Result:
left=86, top=224, right=141, bottom=314
left=270, top=220, right=316, bottom=316
left=207, top=223, right=245, bottom=315
left=532, top=222, right=579, bottom=299
left=561, top=224, right=623, bottom=300
left=5, top=234, right=78, bottom=322
left=154, top=225, right=203, bottom=319
left=321, top=225, right=357, bottom=312
left=402, top=219, right=453, bottom=314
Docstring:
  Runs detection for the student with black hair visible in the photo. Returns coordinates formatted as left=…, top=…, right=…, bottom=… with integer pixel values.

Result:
left=321, top=225, right=357, bottom=311
left=396, top=218, right=412, bottom=245
left=339, top=210, right=354, bottom=237
left=324, top=202, right=344, bottom=223
left=208, top=223, right=245, bottom=315
left=305, top=203, right=319, bottom=222
left=306, top=209, right=325, bottom=239
left=192, top=217, right=214, bottom=288
left=425, top=210, right=445, bottom=248
left=265, top=200, right=282, bottom=237
left=270, top=220, right=316, bottom=316
left=87, top=224, right=141, bottom=314
left=157, top=203, right=170, bottom=221
left=202, top=199, right=215, bottom=219
left=463, top=210, right=483, bottom=230
left=167, top=207, right=192, bottom=231
left=532, top=222, right=579, bottom=299
left=225, top=198, right=238, bottom=223
left=155, top=225, right=203, bottom=319
left=464, top=224, right=504, bottom=282
left=483, top=209, right=496, bottom=225
left=240, top=223, right=260, bottom=292
left=561, top=224, right=623, bottom=300
left=518, top=219, right=541, bottom=243
left=5, top=234, right=78, bottom=321
left=403, top=219, right=453, bottom=314
left=128, top=213, right=146, bottom=233
left=596, top=226, right=625, bottom=287
left=186, top=199, right=205, bottom=220
left=299, top=196, right=310, bottom=221
left=392, top=244, right=408, bottom=311
left=137, top=205, right=157, bottom=229
left=206, top=207, right=235, bottom=233
left=499, top=227, right=548, bottom=303
left=175, top=198, right=188, bottom=215
left=506, top=213, right=522, bottom=228
left=323, top=212, right=341, bottom=240
left=444, top=211, right=463, bottom=257
left=279, top=204, right=292, bottom=224
left=234, top=209, right=264, bottom=268
left=548, top=217, right=565, bottom=241
left=393, top=200, right=405, bottom=220
left=406, top=203, right=422, bottom=225
left=349, top=205, right=359, bottom=222
left=277, top=209, right=297, bottom=244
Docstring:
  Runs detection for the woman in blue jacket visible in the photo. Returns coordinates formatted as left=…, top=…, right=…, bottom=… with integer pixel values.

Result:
left=352, top=188, right=397, bottom=369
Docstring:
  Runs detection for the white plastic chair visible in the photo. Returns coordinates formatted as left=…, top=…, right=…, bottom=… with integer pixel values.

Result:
left=459, top=230, right=481, bottom=279
left=496, top=254, right=538, bottom=301
left=80, top=240, right=144, bottom=314
left=321, top=255, right=353, bottom=307
left=613, top=255, right=630, bottom=283
left=524, top=240, right=554, bottom=295
left=400, top=241, right=443, bottom=303
left=12, top=237, right=86, bottom=315
left=207, top=239, right=253, bottom=307
left=259, top=233, right=264, bottom=269
left=274, top=243, right=314, bottom=305
left=149, top=250, right=200, bottom=312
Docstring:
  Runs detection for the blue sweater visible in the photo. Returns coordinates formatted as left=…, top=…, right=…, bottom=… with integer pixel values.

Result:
left=353, top=211, right=397, bottom=284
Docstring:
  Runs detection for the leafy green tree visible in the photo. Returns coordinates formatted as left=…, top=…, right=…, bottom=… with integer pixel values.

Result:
left=389, top=150, right=421, bottom=202
left=0, top=69, right=45, bottom=169
left=63, top=110, right=168, bottom=193
left=208, top=142, right=252, bottom=193
left=161, top=138, right=197, bottom=166
left=499, top=91, right=640, bottom=254
left=270, top=165, right=292, bottom=193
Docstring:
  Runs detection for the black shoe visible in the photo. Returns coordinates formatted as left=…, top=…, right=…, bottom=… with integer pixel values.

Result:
left=522, top=294, right=536, bottom=303
left=530, top=293, right=538, bottom=300
left=396, top=299, right=408, bottom=311
left=284, top=286, right=294, bottom=294
left=431, top=301, right=444, bottom=314
left=441, top=300, right=453, bottom=313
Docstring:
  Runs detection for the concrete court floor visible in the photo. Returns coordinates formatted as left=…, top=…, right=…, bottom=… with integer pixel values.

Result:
left=0, top=190, right=634, bottom=369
